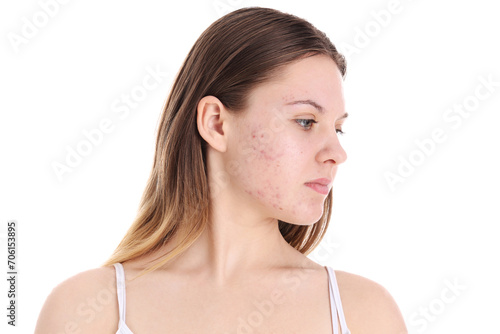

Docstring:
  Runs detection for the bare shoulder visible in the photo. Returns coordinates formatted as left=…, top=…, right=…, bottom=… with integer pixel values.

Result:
left=334, top=270, right=408, bottom=334
left=34, top=265, right=119, bottom=334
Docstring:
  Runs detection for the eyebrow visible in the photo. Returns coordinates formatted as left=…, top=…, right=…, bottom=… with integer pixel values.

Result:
left=285, top=99, right=349, bottom=120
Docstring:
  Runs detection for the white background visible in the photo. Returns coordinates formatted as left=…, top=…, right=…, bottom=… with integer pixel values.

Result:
left=1, top=0, right=499, bottom=333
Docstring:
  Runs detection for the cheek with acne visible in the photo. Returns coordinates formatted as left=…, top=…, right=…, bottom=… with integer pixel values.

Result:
left=249, top=127, right=285, bottom=162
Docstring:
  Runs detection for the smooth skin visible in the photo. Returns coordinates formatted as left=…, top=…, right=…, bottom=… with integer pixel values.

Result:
left=35, top=54, right=408, bottom=333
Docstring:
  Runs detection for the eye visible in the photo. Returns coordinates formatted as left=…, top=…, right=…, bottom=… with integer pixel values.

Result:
left=296, top=119, right=346, bottom=135
left=295, top=119, right=317, bottom=130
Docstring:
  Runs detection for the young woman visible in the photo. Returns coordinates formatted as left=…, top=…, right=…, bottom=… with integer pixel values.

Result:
left=35, top=7, right=407, bottom=334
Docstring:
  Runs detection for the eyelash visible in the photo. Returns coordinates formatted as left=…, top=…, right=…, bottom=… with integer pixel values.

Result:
left=295, top=119, right=345, bottom=135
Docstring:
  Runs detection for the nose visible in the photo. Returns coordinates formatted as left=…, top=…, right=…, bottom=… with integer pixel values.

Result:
left=316, top=132, right=347, bottom=165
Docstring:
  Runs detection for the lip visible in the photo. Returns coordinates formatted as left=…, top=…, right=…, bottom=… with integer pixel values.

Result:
left=305, top=178, right=332, bottom=195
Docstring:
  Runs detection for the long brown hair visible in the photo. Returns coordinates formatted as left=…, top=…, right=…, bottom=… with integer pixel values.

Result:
left=102, top=7, right=347, bottom=278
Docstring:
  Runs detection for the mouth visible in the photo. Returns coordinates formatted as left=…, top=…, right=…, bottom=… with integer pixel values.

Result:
left=304, top=182, right=330, bottom=195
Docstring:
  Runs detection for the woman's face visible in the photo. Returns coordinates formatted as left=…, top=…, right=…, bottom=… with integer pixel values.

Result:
left=223, top=54, right=348, bottom=225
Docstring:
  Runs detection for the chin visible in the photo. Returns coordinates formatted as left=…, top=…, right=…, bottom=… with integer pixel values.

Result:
left=283, top=213, right=324, bottom=226
left=275, top=204, right=325, bottom=226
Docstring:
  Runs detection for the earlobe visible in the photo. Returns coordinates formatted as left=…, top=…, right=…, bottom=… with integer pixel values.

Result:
left=196, top=95, right=228, bottom=153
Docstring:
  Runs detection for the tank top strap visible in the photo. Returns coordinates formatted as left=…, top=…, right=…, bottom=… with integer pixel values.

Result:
left=113, top=263, right=127, bottom=323
left=325, top=266, right=351, bottom=334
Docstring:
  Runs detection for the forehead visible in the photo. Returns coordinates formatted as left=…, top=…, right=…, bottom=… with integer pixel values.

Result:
left=247, top=55, right=345, bottom=116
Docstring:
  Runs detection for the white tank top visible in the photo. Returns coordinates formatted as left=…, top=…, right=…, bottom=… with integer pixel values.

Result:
left=113, top=263, right=350, bottom=334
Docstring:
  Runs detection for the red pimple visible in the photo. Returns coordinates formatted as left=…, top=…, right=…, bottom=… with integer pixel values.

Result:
left=258, top=149, right=275, bottom=161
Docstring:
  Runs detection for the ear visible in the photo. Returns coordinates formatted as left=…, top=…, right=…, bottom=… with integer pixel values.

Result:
left=197, top=95, right=229, bottom=153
